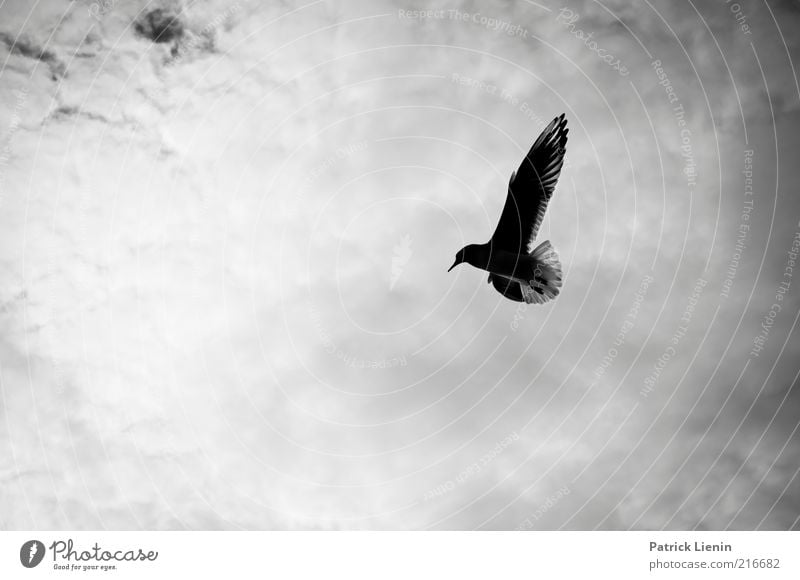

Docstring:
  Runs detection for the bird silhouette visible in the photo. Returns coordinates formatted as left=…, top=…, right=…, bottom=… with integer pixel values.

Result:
left=448, top=114, right=567, bottom=304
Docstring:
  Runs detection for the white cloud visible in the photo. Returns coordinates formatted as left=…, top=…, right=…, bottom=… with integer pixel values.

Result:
left=0, top=0, right=798, bottom=530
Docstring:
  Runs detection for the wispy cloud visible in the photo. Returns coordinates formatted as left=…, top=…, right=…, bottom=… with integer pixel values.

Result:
left=0, top=0, right=798, bottom=530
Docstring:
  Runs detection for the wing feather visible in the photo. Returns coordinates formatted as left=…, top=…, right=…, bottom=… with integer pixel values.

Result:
left=489, top=114, right=568, bottom=254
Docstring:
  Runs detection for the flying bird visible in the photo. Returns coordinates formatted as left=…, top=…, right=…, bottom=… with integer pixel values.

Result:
left=448, top=114, right=568, bottom=304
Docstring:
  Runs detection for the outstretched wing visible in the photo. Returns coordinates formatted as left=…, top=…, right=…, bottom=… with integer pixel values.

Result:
left=490, top=114, right=568, bottom=254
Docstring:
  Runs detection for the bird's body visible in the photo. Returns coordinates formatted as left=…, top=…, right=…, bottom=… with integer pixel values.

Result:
left=454, top=244, right=541, bottom=286
left=449, top=114, right=569, bottom=304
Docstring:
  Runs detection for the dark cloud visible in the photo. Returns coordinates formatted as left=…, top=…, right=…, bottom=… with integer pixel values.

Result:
left=0, top=30, right=66, bottom=79
left=133, top=7, right=185, bottom=44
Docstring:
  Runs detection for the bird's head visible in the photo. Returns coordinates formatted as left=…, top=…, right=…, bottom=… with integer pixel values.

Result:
left=448, top=244, right=486, bottom=272
left=447, top=248, right=465, bottom=272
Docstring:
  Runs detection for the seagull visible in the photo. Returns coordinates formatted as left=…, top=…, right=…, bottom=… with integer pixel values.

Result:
left=448, top=114, right=568, bottom=304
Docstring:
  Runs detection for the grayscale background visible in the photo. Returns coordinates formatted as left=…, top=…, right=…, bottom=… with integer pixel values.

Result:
left=1, top=0, right=799, bottom=530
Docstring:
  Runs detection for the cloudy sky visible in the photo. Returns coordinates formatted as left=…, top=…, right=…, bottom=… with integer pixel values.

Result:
left=1, top=0, right=799, bottom=530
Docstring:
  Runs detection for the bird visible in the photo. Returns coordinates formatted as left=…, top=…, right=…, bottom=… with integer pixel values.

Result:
left=448, top=114, right=568, bottom=304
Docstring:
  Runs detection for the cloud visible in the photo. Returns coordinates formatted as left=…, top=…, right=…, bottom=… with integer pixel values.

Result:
left=0, top=0, right=798, bottom=530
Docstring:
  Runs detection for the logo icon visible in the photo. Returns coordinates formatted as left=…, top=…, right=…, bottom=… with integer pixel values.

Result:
left=390, top=234, right=413, bottom=290
left=20, top=540, right=45, bottom=568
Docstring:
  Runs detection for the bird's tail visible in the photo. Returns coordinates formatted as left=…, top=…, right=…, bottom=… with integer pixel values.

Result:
left=523, top=240, right=563, bottom=304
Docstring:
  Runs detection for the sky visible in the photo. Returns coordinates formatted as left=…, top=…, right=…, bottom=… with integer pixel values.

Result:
left=0, top=0, right=799, bottom=530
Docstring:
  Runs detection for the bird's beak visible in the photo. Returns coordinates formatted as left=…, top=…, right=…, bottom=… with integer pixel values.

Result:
left=447, top=260, right=458, bottom=273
